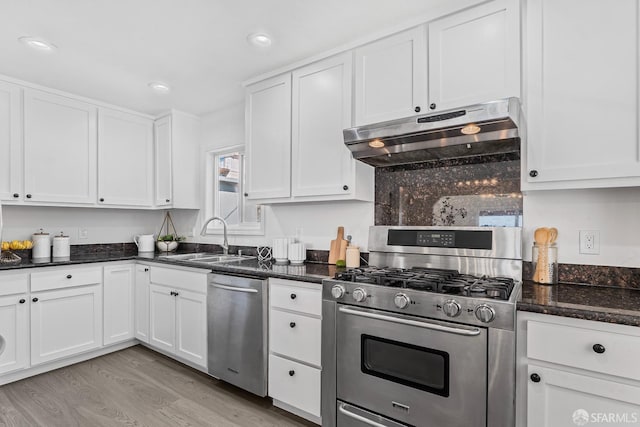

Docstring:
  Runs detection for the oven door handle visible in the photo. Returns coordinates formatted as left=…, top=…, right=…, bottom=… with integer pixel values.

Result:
left=339, top=403, right=391, bottom=427
left=338, top=306, right=481, bottom=336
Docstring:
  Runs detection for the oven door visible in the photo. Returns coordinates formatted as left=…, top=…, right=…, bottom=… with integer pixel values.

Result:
left=337, top=305, right=487, bottom=427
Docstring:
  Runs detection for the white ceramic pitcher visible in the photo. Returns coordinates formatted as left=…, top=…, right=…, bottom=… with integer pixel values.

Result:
left=134, top=234, right=155, bottom=253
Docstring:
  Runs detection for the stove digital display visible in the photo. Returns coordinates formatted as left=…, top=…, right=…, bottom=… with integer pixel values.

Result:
left=417, top=231, right=455, bottom=247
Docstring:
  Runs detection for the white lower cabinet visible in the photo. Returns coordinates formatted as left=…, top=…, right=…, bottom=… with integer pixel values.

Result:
left=517, top=311, right=640, bottom=426
left=103, top=264, right=135, bottom=345
left=268, top=278, right=322, bottom=423
left=0, top=293, right=29, bottom=375
left=134, top=264, right=151, bottom=343
left=30, top=284, right=103, bottom=366
left=148, top=265, right=208, bottom=369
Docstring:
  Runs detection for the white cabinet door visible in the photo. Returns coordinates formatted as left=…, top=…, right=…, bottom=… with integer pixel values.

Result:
left=103, top=265, right=134, bottom=345
left=292, top=53, right=354, bottom=198
left=134, top=264, right=150, bottom=343
left=154, top=115, right=173, bottom=206
left=245, top=74, right=292, bottom=200
left=98, top=109, right=153, bottom=207
left=528, top=364, right=640, bottom=426
left=0, top=81, right=22, bottom=202
left=30, top=285, right=102, bottom=366
left=428, top=0, right=519, bottom=112
left=354, top=26, right=428, bottom=125
left=524, top=0, right=640, bottom=188
left=175, top=289, right=207, bottom=368
left=0, top=294, right=28, bottom=375
left=269, top=354, right=321, bottom=418
left=23, top=89, right=97, bottom=204
left=170, top=111, right=201, bottom=209
left=149, top=283, right=176, bottom=353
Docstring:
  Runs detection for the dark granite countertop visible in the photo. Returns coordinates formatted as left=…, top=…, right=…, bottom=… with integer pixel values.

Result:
left=518, top=280, right=640, bottom=327
left=0, top=251, right=333, bottom=284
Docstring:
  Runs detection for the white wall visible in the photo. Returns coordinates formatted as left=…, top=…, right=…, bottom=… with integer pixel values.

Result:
left=1, top=205, right=165, bottom=245
left=195, top=104, right=374, bottom=250
left=523, top=188, right=640, bottom=268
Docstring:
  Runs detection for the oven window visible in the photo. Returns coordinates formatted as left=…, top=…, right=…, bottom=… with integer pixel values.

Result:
left=361, top=335, right=450, bottom=397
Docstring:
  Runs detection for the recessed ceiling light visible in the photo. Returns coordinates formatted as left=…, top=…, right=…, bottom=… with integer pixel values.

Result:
left=18, top=36, right=57, bottom=52
left=148, top=81, right=171, bottom=94
left=461, top=124, right=481, bottom=135
left=247, top=33, right=272, bottom=47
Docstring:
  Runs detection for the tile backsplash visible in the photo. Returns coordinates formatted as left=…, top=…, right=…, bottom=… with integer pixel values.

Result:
left=375, top=154, right=522, bottom=226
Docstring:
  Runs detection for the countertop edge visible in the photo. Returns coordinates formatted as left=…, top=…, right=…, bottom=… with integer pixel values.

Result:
left=517, top=302, right=640, bottom=327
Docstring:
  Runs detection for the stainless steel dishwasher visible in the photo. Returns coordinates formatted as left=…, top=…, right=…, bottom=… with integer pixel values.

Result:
left=207, top=273, right=268, bottom=396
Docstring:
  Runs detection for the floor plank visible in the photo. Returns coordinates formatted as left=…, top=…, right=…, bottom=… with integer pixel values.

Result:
left=0, top=345, right=316, bottom=427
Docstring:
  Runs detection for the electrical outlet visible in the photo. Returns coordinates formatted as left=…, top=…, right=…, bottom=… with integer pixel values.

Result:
left=579, top=230, right=600, bottom=254
left=79, top=228, right=89, bottom=240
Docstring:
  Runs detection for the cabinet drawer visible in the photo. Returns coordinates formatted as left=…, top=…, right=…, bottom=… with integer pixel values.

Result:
left=270, top=280, right=321, bottom=316
left=527, top=320, right=640, bottom=381
left=149, top=265, right=207, bottom=293
left=269, top=354, right=321, bottom=417
left=31, top=267, right=102, bottom=292
left=270, top=309, right=321, bottom=366
left=0, top=271, right=29, bottom=296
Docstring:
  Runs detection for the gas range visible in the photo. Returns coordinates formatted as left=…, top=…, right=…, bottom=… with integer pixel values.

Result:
left=321, top=226, right=522, bottom=427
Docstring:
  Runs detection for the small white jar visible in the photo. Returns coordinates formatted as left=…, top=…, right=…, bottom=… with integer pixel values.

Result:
left=52, top=232, right=71, bottom=258
left=32, top=229, right=51, bottom=259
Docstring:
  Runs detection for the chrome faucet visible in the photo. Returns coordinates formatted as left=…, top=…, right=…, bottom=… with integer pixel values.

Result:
left=200, top=216, right=229, bottom=255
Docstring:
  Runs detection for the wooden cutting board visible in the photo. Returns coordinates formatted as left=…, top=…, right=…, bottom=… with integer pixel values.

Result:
left=328, top=226, right=347, bottom=264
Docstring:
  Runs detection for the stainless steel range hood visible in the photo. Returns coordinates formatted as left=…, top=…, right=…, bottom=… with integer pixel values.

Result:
left=344, top=98, right=521, bottom=167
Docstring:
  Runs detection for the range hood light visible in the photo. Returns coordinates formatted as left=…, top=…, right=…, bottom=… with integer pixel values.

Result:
left=368, top=139, right=385, bottom=148
left=461, top=124, right=481, bottom=135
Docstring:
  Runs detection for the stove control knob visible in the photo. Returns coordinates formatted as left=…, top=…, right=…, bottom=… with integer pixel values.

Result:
left=475, top=304, right=496, bottom=323
left=331, top=284, right=346, bottom=299
left=352, top=287, right=368, bottom=302
left=394, top=293, right=411, bottom=309
left=443, top=300, right=461, bottom=317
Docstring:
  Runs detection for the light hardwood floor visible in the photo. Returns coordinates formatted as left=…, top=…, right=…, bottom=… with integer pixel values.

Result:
left=0, top=345, right=316, bottom=427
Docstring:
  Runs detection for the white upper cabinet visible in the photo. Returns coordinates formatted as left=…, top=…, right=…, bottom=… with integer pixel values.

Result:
left=169, top=111, right=201, bottom=209
left=245, top=74, right=292, bottom=200
left=291, top=53, right=358, bottom=198
left=23, top=89, right=97, bottom=204
left=428, top=0, right=520, bottom=112
left=0, top=81, right=21, bottom=202
left=98, top=109, right=153, bottom=207
left=523, top=0, right=640, bottom=189
left=354, top=26, right=428, bottom=126
left=154, top=115, right=173, bottom=206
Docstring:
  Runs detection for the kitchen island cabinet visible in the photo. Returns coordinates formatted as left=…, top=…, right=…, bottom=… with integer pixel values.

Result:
left=0, top=80, right=22, bottom=202
left=517, top=311, right=640, bottom=426
left=523, top=0, right=640, bottom=190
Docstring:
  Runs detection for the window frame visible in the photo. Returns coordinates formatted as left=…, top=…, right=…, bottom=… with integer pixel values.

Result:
left=203, top=146, right=265, bottom=236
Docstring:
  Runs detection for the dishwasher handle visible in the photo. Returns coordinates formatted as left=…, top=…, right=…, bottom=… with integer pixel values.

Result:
left=211, top=283, right=258, bottom=293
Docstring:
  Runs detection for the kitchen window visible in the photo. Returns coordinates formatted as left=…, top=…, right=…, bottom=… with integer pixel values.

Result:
left=204, top=148, right=264, bottom=235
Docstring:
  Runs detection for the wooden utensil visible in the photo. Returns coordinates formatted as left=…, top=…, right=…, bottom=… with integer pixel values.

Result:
left=328, top=226, right=347, bottom=264
left=533, top=227, right=549, bottom=283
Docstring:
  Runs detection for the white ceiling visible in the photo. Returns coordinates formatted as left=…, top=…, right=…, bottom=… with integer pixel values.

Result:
left=1, top=0, right=476, bottom=116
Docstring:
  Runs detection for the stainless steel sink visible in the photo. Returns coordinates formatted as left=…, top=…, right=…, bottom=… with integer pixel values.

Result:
left=159, top=252, right=255, bottom=264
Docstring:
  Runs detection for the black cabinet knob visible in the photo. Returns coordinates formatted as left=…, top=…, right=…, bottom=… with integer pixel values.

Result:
left=290, top=293, right=297, bottom=300
left=529, top=170, right=539, bottom=178
left=244, top=193, right=248, bottom=197
left=174, top=292, right=179, bottom=297
left=530, top=373, right=541, bottom=383
left=166, top=199, right=170, bottom=203
left=289, top=322, right=296, bottom=328
left=66, top=274, right=72, bottom=279
left=19, top=299, right=25, bottom=304
left=288, top=370, right=295, bottom=377
left=343, top=185, right=349, bottom=191
left=429, top=103, right=436, bottom=110
left=32, top=297, right=39, bottom=303
left=170, top=291, right=175, bottom=296
left=13, top=193, right=19, bottom=198
left=414, top=106, right=421, bottom=113
left=99, top=198, right=105, bottom=202
left=593, top=344, right=606, bottom=354
left=144, top=268, right=149, bottom=272
left=26, top=194, right=32, bottom=199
